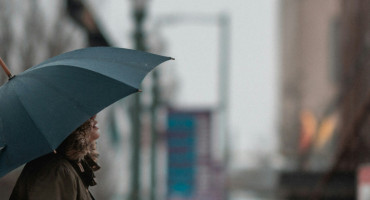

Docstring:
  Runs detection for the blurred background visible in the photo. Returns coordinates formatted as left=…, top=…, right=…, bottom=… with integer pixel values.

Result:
left=0, top=0, right=369, bottom=199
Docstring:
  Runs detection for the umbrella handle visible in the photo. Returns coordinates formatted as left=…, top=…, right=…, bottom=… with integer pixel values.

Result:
left=0, top=57, right=14, bottom=80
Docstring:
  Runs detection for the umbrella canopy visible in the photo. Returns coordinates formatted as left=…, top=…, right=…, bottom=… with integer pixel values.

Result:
left=0, top=47, right=171, bottom=177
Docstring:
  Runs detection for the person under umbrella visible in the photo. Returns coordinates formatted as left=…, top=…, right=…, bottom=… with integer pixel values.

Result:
left=0, top=47, right=172, bottom=199
left=10, top=115, right=101, bottom=200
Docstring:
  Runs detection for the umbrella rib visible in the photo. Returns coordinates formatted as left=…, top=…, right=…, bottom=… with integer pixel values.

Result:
left=10, top=77, right=93, bottom=150
left=29, top=65, right=141, bottom=104
left=10, top=88, right=55, bottom=151
left=24, top=74, right=95, bottom=118
left=69, top=64, right=142, bottom=90
left=15, top=65, right=140, bottom=142
left=25, top=62, right=144, bottom=90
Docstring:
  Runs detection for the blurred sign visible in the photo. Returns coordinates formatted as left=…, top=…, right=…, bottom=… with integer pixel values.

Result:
left=167, top=110, right=198, bottom=199
left=167, top=109, right=217, bottom=200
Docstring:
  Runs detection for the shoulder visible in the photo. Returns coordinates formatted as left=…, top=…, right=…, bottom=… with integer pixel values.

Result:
left=11, top=154, right=84, bottom=200
left=27, top=153, right=72, bottom=169
left=23, top=153, right=78, bottom=182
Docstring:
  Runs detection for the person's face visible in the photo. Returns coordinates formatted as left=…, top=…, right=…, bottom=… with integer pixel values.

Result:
left=89, top=115, right=100, bottom=142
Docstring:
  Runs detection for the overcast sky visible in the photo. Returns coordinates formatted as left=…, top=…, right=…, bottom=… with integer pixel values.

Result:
left=89, top=0, right=279, bottom=169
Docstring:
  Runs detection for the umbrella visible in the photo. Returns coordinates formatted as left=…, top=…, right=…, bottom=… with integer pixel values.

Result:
left=0, top=47, right=172, bottom=177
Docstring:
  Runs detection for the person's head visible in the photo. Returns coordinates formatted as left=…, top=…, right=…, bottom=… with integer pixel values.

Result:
left=56, top=115, right=100, bottom=162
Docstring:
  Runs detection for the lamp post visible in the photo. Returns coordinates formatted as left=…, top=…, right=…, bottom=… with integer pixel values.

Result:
left=131, top=0, right=147, bottom=199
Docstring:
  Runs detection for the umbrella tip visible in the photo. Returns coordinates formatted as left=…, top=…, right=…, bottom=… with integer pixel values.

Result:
left=0, top=57, right=14, bottom=80
left=0, top=145, right=6, bottom=152
left=138, top=89, right=143, bottom=93
left=170, top=57, right=175, bottom=60
left=53, top=150, right=57, bottom=154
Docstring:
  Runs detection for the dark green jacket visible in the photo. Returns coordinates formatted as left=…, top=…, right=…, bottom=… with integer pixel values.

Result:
left=10, top=153, right=95, bottom=200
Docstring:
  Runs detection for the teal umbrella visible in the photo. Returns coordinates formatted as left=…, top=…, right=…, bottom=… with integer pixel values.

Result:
left=0, top=47, right=172, bottom=177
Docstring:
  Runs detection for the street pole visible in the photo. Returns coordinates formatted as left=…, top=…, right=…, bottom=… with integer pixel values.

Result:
left=131, top=1, right=147, bottom=199
left=218, top=13, right=230, bottom=200
left=218, top=13, right=230, bottom=166
left=150, top=69, right=159, bottom=200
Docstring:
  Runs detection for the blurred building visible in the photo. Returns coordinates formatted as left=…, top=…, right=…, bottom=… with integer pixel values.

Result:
left=335, top=0, right=370, bottom=172
left=279, top=0, right=341, bottom=172
left=278, top=0, right=370, bottom=199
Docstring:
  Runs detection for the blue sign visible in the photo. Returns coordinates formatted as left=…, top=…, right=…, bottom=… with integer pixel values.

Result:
left=167, top=111, right=197, bottom=198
